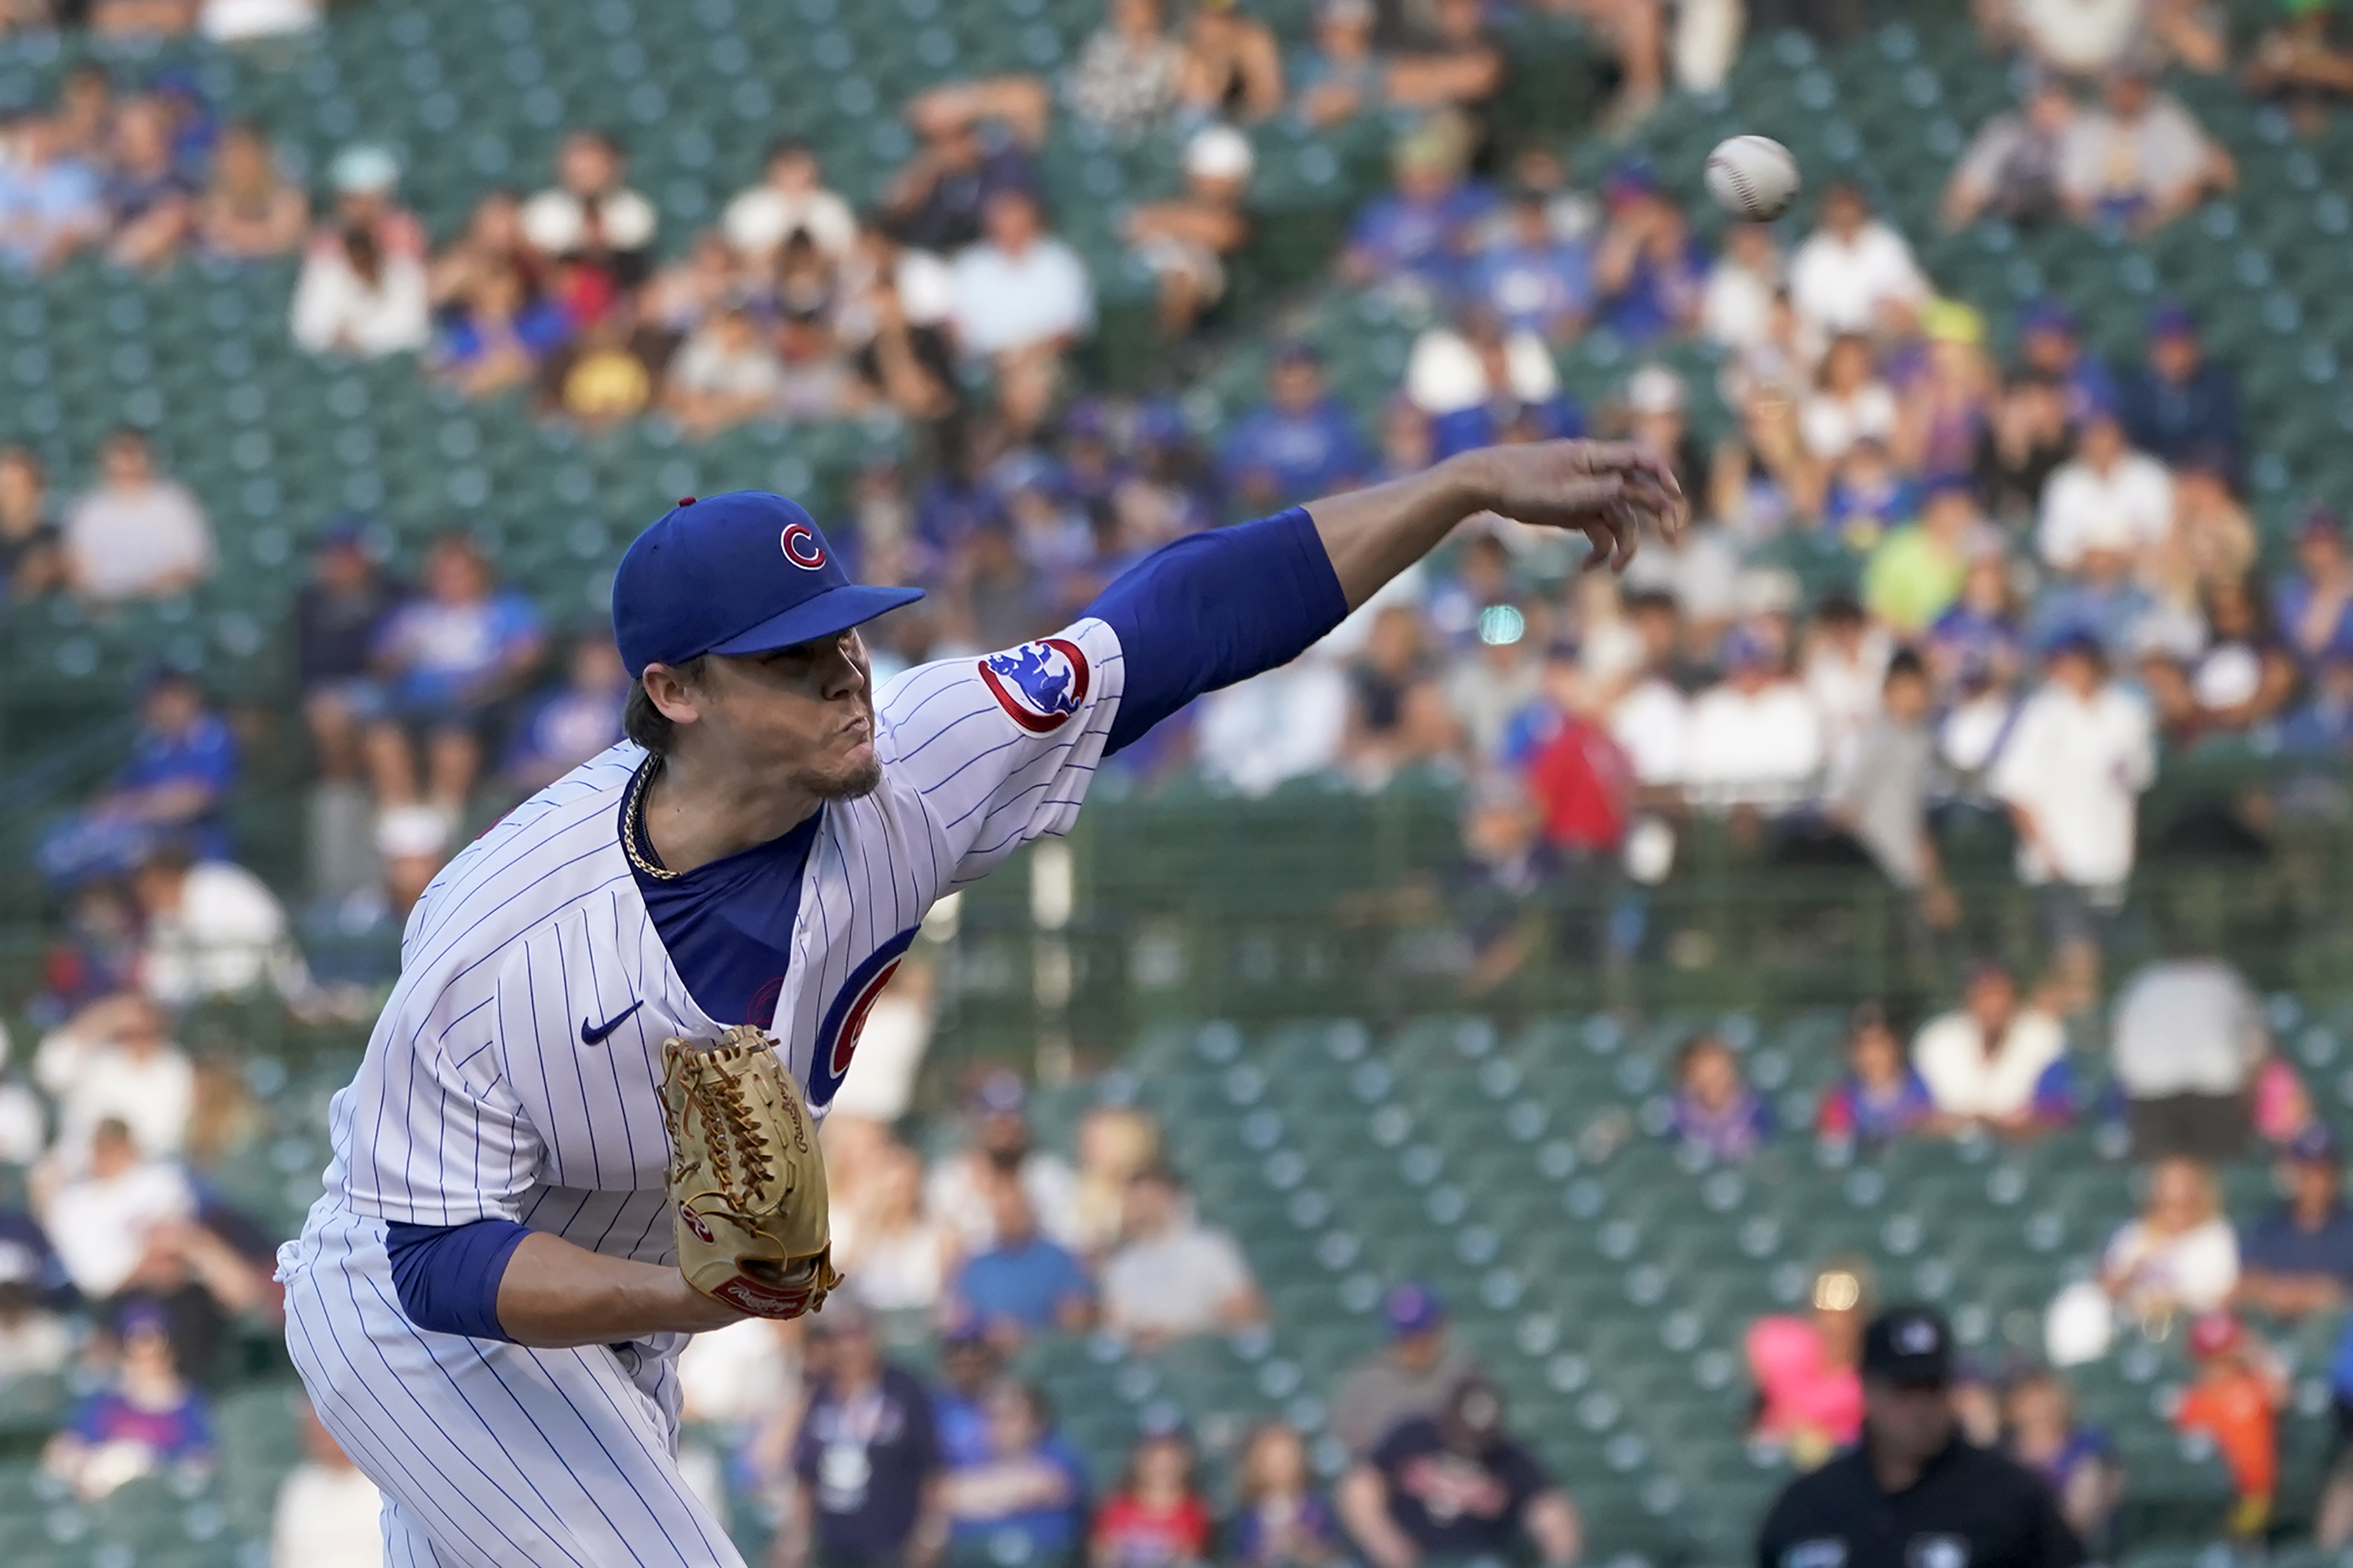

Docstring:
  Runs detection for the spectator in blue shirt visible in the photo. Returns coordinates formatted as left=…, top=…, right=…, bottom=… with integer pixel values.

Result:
left=1669, top=1034, right=1773, bottom=1163
left=2016, top=300, right=2118, bottom=427
left=942, top=1378, right=1089, bottom=1561
left=1817, top=1004, right=1940, bottom=1149
left=295, top=522, right=402, bottom=789
left=367, top=533, right=546, bottom=823
left=1340, top=121, right=1493, bottom=292
left=2117, top=303, right=2242, bottom=483
left=1218, top=344, right=1373, bottom=513
left=788, top=1304, right=946, bottom=1568
left=2281, top=650, right=2353, bottom=758
left=36, top=668, right=240, bottom=887
left=2236, top=1127, right=2353, bottom=1320
left=2272, top=508, right=2353, bottom=670
left=1591, top=168, right=1705, bottom=345
left=499, top=633, right=630, bottom=796
left=931, top=1324, right=1004, bottom=1470
left=884, top=106, right=1040, bottom=255
left=102, top=96, right=196, bottom=272
left=1822, top=440, right=1920, bottom=552
left=1409, top=308, right=1585, bottom=461
left=0, top=113, right=105, bottom=273
left=1467, top=187, right=1592, bottom=344
left=430, top=260, right=573, bottom=402
left=947, top=1179, right=1093, bottom=1349
left=43, top=1306, right=214, bottom=1502
left=2027, top=545, right=2160, bottom=663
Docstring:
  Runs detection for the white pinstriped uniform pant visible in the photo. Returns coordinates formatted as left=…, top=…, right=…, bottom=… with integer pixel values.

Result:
left=279, top=1205, right=747, bottom=1568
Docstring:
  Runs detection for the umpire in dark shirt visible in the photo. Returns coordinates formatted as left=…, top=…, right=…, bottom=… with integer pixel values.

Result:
left=1757, top=1307, right=2084, bottom=1568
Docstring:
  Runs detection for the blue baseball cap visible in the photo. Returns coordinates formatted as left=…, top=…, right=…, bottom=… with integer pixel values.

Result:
left=1385, top=1282, right=1446, bottom=1337
left=2289, top=1124, right=2341, bottom=1163
left=612, top=491, right=923, bottom=679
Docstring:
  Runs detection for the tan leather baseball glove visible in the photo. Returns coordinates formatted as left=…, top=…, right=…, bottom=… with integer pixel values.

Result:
left=660, top=1025, right=842, bottom=1319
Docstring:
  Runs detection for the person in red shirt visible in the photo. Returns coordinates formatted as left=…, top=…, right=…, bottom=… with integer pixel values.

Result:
left=2174, top=1312, right=2287, bottom=1537
left=1092, top=1426, right=1214, bottom=1568
left=1520, top=661, right=1635, bottom=857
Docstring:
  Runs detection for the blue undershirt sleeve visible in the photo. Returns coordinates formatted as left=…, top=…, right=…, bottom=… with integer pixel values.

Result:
left=384, top=1218, right=532, bottom=1341
left=1084, top=506, right=1350, bottom=756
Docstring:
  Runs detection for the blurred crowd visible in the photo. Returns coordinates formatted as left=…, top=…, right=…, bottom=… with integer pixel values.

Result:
left=0, top=0, right=2348, bottom=1560
left=655, top=1069, right=1587, bottom=1568
left=1742, top=1117, right=2353, bottom=1556
left=1680, top=940, right=2353, bottom=1549
left=1, top=5, right=2345, bottom=977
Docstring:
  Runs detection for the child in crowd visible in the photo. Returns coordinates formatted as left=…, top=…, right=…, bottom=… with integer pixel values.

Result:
left=2004, top=1369, right=2121, bottom=1553
left=1670, top=1033, right=1773, bottom=1163
left=1092, top=1425, right=1214, bottom=1568
left=1816, top=1003, right=1940, bottom=1149
left=2174, top=1313, right=2287, bottom=1538
left=1227, top=1421, right=1342, bottom=1568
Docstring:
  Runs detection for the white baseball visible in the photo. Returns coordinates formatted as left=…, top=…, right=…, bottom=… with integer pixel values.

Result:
left=1705, top=135, right=1801, bottom=223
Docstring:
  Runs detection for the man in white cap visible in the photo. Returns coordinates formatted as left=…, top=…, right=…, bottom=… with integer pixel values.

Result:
left=1121, top=123, right=1255, bottom=338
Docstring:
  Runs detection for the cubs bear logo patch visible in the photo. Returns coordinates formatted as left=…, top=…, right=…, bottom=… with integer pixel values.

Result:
left=978, top=637, right=1090, bottom=734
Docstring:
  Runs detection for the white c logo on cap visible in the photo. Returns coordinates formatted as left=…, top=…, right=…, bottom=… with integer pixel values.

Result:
left=781, top=522, right=828, bottom=570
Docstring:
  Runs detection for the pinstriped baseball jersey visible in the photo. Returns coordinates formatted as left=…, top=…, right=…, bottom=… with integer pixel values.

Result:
left=272, top=502, right=1347, bottom=1566
left=296, top=615, right=1125, bottom=1264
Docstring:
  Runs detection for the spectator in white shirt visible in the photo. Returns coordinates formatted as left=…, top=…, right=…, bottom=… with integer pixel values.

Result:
left=2098, top=1155, right=2238, bottom=1319
left=1799, top=334, right=1900, bottom=463
left=61, top=430, right=214, bottom=603
left=2057, top=67, right=2234, bottom=233
left=1985, top=0, right=2146, bottom=77
left=1800, top=594, right=1893, bottom=772
left=1683, top=625, right=1824, bottom=809
left=1100, top=1166, right=1263, bottom=1349
left=1911, top=962, right=2071, bottom=1131
left=41, top=1119, right=197, bottom=1300
left=1609, top=669, right=1688, bottom=793
left=663, top=305, right=785, bottom=439
left=200, top=0, right=318, bottom=42
left=924, top=1071, right=1083, bottom=1253
left=1984, top=0, right=2228, bottom=79
left=521, top=129, right=658, bottom=289
left=948, top=189, right=1094, bottom=433
left=130, top=846, right=303, bottom=1009
left=289, top=215, right=429, bottom=358
left=1991, top=635, right=2156, bottom=966
left=835, top=1142, right=953, bottom=1315
left=2110, top=935, right=2266, bottom=1162
left=1787, top=182, right=1929, bottom=339
left=1942, top=77, right=2080, bottom=230
left=0, top=1246, right=70, bottom=1384
left=2037, top=411, right=2174, bottom=573
left=721, top=139, right=857, bottom=266
left=1195, top=654, right=1353, bottom=796
left=271, top=1398, right=383, bottom=1568
left=1699, top=221, right=1783, bottom=354
left=33, top=994, right=195, bottom=1167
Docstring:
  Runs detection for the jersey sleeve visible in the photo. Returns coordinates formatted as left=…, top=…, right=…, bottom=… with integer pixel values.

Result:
left=873, top=615, right=1126, bottom=888
left=333, top=969, right=550, bottom=1227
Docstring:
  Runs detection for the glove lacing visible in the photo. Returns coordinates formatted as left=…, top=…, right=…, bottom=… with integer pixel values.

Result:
left=701, top=1054, right=776, bottom=1201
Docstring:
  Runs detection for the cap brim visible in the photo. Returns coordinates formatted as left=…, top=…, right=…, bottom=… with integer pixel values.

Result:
left=704, top=584, right=924, bottom=659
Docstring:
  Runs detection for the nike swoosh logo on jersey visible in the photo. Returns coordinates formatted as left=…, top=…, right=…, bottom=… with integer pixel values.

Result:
left=580, top=1000, right=644, bottom=1045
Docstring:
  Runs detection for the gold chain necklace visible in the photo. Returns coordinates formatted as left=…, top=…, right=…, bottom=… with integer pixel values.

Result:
left=622, top=757, right=682, bottom=880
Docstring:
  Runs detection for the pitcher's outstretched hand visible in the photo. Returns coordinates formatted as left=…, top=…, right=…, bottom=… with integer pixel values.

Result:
left=1449, top=440, right=1686, bottom=573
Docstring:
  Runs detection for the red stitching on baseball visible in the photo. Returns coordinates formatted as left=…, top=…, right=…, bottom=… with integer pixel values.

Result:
left=1711, top=153, right=1764, bottom=219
